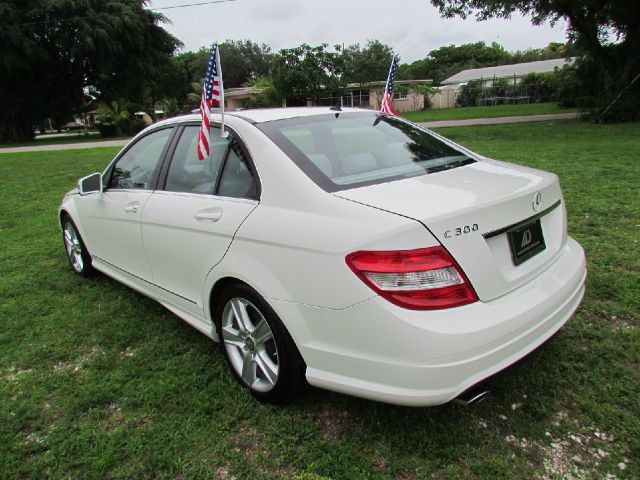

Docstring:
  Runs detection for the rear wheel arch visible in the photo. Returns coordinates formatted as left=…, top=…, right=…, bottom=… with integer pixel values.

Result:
left=208, top=276, right=306, bottom=364
left=211, top=280, right=307, bottom=403
left=209, top=277, right=246, bottom=322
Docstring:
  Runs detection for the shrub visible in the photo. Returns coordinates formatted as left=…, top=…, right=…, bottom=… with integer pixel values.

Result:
left=97, top=101, right=148, bottom=137
left=558, top=57, right=640, bottom=122
left=456, top=80, right=482, bottom=107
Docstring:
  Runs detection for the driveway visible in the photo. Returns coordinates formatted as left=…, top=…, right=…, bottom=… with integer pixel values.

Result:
left=0, top=139, right=129, bottom=154
left=418, top=112, right=578, bottom=129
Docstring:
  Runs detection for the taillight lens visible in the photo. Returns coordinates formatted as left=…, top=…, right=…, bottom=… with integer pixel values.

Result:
left=345, top=247, right=478, bottom=310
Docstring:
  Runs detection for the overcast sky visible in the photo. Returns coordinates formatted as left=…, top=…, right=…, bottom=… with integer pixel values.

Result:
left=149, top=0, right=568, bottom=63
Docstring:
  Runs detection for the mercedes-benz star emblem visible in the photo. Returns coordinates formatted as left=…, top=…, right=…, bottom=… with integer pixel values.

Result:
left=532, top=192, right=542, bottom=212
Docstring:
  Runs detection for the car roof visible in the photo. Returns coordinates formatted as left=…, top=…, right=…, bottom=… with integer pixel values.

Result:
left=227, top=107, right=368, bottom=123
left=152, top=107, right=372, bottom=129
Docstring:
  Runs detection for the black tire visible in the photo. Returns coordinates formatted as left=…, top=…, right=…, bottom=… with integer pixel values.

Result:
left=61, top=214, right=94, bottom=276
left=214, top=283, right=305, bottom=404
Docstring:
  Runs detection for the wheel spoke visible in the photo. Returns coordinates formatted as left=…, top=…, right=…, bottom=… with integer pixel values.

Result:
left=231, top=298, right=252, bottom=334
left=222, top=326, right=244, bottom=349
left=63, top=230, right=73, bottom=251
left=241, top=355, right=256, bottom=386
left=255, top=350, right=278, bottom=386
left=252, top=318, right=273, bottom=347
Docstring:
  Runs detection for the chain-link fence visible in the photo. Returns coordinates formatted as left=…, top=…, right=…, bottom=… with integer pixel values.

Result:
left=455, top=78, right=561, bottom=107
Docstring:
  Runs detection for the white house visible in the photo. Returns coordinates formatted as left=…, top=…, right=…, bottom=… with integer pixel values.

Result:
left=441, top=58, right=575, bottom=88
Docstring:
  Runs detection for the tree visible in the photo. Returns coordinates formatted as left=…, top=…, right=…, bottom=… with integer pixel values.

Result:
left=166, top=40, right=274, bottom=111
left=245, top=78, right=283, bottom=108
left=427, top=41, right=510, bottom=83
left=428, top=0, right=640, bottom=119
left=0, top=0, right=180, bottom=142
left=218, top=40, right=273, bottom=88
left=399, top=59, right=433, bottom=81
left=272, top=44, right=345, bottom=105
left=342, top=40, right=396, bottom=84
left=164, top=48, right=211, bottom=113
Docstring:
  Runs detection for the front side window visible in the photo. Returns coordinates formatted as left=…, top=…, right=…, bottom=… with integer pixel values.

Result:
left=109, top=128, right=172, bottom=190
left=165, top=126, right=231, bottom=194
left=257, top=113, right=475, bottom=192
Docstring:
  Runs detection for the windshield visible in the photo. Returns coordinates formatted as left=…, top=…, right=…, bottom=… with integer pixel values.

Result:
left=257, top=112, right=475, bottom=192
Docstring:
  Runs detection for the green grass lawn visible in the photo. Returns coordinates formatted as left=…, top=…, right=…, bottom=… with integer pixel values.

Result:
left=1, top=122, right=638, bottom=479
left=402, top=102, right=577, bottom=123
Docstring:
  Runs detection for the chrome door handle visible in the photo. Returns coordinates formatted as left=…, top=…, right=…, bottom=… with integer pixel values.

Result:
left=123, top=204, right=138, bottom=214
left=194, top=209, right=222, bottom=222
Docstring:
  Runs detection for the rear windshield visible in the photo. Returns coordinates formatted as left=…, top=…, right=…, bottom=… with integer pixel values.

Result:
left=257, top=112, right=475, bottom=192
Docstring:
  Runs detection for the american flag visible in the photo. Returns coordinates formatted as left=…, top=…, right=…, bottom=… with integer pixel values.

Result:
left=379, top=55, right=399, bottom=117
left=197, top=43, right=225, bottom=161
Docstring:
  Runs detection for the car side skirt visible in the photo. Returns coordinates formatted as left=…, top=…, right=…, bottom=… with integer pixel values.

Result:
left=92, top=257, right=216, bottom=340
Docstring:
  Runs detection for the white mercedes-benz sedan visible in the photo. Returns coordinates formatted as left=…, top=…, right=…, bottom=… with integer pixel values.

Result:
left=59, top=108, right=586, bottom=406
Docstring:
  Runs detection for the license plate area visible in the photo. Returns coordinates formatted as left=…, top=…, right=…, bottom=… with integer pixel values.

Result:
left=507, top=219, right=546, bottom=266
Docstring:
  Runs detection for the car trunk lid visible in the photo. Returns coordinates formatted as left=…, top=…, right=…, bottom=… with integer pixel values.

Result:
left=334, top=159, right=567, bottom=301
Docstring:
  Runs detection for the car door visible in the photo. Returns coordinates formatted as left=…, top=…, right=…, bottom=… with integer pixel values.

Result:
left=77, top=127, right=174, bottom=282
left=140, top=124, right=259, bottom=317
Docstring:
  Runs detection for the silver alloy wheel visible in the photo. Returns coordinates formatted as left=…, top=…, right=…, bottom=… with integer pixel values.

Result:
left=221, top=297, right=279, bottom=392
left=63, top=221, right=84, bottom=272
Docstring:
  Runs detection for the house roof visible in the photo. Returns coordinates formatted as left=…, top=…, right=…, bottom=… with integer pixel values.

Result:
left=441, top=58, right=575, bottom=85
left=225, top=87, right=262, bottom=98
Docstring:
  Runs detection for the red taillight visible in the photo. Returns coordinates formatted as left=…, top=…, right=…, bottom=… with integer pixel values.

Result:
left=345, top=247, right=478, bottom=310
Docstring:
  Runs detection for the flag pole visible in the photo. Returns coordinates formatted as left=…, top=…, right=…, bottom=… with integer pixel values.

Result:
left=215, top=43, right=228, bottom=138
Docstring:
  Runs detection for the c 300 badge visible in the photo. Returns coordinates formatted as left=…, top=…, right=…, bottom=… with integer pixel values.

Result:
left=444, top=223, right=479, bottom=238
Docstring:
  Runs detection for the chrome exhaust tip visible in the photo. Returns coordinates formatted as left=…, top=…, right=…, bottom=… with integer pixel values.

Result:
left=453, top=386, right=490, bottom=406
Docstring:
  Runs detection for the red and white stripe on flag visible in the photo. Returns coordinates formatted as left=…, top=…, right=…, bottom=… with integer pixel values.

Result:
left=197, top=44, right=224, bottom=161
left=379, top=91, right=398, bottom=117
left=379, top=55, right=399, bottom=117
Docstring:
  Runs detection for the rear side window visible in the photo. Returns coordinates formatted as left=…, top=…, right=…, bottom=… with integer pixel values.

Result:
left=258, top=113, right=475, bottom=192
left=109, top=128, right=172, bottom=190
left=217, top=142, right=258, bottom=199
left=161, top=125, right=258, bottom=200
left=165, top=126, right=230, bottom=194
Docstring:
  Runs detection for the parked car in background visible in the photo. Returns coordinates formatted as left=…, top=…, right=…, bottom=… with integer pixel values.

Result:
left=59, top=108, right=586, bottom=405
left=62, top=121, right=85, bottom=131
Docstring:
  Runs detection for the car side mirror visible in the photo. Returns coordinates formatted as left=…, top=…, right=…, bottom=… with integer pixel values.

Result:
left=78, top=173, right=103, bottom=195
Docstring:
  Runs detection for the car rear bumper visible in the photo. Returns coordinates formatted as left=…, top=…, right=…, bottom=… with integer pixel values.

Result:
left=270, top=236, right=586, bottom=406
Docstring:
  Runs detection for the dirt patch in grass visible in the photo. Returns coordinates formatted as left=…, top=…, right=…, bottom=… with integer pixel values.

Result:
left=3, top=367, right=33, bottom=382
left=121, top=346, right=138, bottom=358
left=52, top=345, right=104, bottom=373
left=312, top=405, right=350, bottom=443
left=606, top=315, right=637, bottom=332
left=502, top=411, right=631, bottom=479
left=229, top=425, right=299, bottom=478
left=103, top=403, right=125, bottom=431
